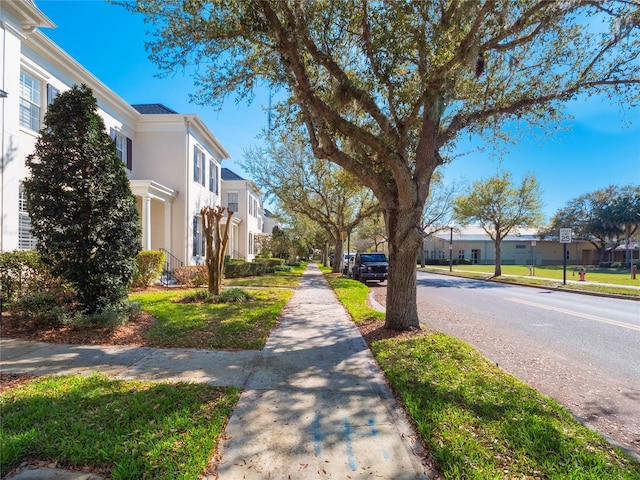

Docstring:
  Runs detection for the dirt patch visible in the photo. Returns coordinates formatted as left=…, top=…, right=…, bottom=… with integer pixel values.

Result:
left=0, top=311, right=155, bottom=347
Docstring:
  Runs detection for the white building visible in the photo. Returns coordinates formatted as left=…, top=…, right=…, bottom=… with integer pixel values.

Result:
left=0, top=1, right=230, bottom=270
left=220, top=168, right=264, bottom=262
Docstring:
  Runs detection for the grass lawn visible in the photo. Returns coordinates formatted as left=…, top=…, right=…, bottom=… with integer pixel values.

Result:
left=421, top=264, right=640, bottom=297
left=129, top=287, right=293, bottom=350
left=1, top=374, right=238, bottom=479
left=323, top=268, right=640, bottom=479
left=321, top=269, right=385, bottom=322
left=373, top=334, right=640, bottom=479
left=224, top=262, right=306, bottom=288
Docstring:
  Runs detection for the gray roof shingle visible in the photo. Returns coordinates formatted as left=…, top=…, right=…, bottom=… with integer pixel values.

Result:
left=132, top=104, right=179, bottom=114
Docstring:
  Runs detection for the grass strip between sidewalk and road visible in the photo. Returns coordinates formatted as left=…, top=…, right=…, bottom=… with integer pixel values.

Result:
left=129, top=287, right=292, bottom=350
left=1, top=374, right=239, bottom=479
left=323, top=268, right=640, bottom=479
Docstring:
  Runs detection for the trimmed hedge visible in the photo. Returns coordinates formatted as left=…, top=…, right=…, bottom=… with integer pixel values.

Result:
left=253, top=257, right=285, bottom=267
left=132, top=250, right=166, bottom=288
left=174, top=265, right=208, bottom=287
left=224, top=261, right=266, bottom=278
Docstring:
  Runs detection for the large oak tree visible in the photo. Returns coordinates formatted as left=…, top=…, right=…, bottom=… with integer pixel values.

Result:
left=120, top=0, right=640, bottom=329
left=242, top=131, right=379, bottom=273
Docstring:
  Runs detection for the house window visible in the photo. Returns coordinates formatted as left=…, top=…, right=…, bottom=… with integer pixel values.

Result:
left=249, top=233, right=254, bottom=255
left=110, top=128, right=133, bottom=170
left=18, top=184, right=37, bottom=250
left=193, top=146, right=206, bottom=185
left=458, top=250, right=465, bottom=260
left=192, top=215, right=205, bottom=259
left=227, top=192, right=238, bottom=212
left=19, top=71, right=42, bottom=131
left=209, top=160, right=219, bottom=194
left=193, top=146, right=200, bottom=182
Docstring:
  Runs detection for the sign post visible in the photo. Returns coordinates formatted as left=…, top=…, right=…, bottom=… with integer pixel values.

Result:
left=559, top=228, right=572, bottom=285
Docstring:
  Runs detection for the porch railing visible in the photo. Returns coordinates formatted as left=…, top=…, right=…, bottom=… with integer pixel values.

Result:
left=159, top=248, right=183, bottom=286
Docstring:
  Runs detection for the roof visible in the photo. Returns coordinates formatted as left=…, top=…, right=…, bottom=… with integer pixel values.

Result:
left=131, top=104, right=179, bottom=114
left=221, top=168, right=246, bottom=181
left=432, top=226, right=542, bottom=243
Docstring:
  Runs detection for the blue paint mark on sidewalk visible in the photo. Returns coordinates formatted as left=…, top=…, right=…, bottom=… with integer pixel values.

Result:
left=368, top=418, right=390, bottom=461
left=312, top=414, right=323, bottom=457
left=342, top=417, right=357, bottom=470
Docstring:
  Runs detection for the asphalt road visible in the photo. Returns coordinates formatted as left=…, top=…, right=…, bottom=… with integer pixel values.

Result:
left=373, top=271, right=640, bottom=456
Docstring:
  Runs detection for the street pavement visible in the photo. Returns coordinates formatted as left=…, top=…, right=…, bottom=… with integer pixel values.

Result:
left=1, top=264, right=430, bottom=480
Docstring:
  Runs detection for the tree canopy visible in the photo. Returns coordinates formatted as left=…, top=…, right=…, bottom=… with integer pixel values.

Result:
left=541, top=185, right=640, bottom=265
left=24, top=85, right=141, bottom=315
left=120, top=0, right=640, bottom=329
left=453, top=170, right=543, bottom=276
left=242, top=131, right=379, bottom=272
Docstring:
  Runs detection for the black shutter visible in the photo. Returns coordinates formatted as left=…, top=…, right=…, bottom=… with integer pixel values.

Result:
left=126, top=137, right=133, bottom=170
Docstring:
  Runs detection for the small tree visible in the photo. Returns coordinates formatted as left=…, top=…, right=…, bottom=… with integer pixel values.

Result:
left=201, top=205, right=233, bottom=295
left=453, top=171, right=543, bottom=277
left=24, top=84, right=141, bottom=315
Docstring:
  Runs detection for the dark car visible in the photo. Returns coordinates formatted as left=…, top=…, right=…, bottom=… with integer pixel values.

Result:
left=351, top=252, right=388, bottom=283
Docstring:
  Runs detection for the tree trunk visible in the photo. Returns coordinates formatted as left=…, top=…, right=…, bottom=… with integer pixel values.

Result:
left=384, top=207, right=422, bottom=331
left=419, top=240, right=425, bottom=268
left=333, top=238, right=344, bottom=273
left=494, top=239, right=502, bottom=277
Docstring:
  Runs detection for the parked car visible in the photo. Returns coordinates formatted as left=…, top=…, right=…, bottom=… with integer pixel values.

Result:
left=350, top=251, right=388, bottom=283
left=342, top=253, right=355, bottom=275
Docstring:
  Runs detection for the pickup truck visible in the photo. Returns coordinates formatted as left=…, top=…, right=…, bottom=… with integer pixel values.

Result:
left=350, top=252, right=388, bottom=283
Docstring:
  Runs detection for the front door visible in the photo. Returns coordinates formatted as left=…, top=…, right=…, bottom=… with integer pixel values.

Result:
left=471, top=249, right=480, bottom=265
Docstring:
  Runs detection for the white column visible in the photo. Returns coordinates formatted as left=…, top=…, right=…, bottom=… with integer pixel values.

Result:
left=142, top=195, right=151, bottom=250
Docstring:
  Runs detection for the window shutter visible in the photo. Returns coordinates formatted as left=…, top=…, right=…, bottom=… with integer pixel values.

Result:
left=200, top=152, right=206, bottom=186
left=46, top=84, right=59, bottom=106
left=110, top=127, right=115, bottom=140
left=193, top=216, right=198, bottom=256
left=126, top=137, right=133, bottom=170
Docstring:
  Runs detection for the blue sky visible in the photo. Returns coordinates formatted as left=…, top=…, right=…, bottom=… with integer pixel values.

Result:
left=36, top=0, right=639, bottom=220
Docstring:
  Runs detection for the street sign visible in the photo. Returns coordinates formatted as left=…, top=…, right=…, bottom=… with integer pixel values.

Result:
left=531, top=240, right=537, bottom=246
left=559, top=228, right=572, bottom=244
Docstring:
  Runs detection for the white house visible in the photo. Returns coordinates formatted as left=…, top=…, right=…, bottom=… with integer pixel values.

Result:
left=0, top=0, right=230, bottom=271
left=220, top=167, right=264, bottom=262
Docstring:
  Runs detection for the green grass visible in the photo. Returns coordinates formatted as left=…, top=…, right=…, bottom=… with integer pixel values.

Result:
left=224, top=262, right=307, bottom=288
left=129, top=288, right=292, bottom=350
left=421, top=265, right=640, bottom=297
left=322, top=268, right=640, bottom=479
left=371, top=333, right=640, bottom=479
left=321, top=269, right=385, bottom=322
left=423, top=264, right=640, bottom=286
left=0, top=374, right=238, bottom=479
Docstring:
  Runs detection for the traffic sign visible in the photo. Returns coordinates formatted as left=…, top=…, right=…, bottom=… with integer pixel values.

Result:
left=559, top=228, right=572, bottom=244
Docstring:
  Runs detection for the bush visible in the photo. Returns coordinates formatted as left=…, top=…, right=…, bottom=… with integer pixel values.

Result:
left=181, top=290, right=213, bottom=303
left=8, top=288, right=76, bottom=328
left=224, top=261, right=266, bottom=278
left=285, top=260, right=301, bottom=267
left=254, top=257, right=285, bottom=267
left=0, top=250, right=59, bottom=304
left=174, top=265, right=208, bottom=287
left=218, top=288, right=253, bottom=303
left=67, top=301, right=141, bottom=330
left=131, top=250, right=166, bottom=288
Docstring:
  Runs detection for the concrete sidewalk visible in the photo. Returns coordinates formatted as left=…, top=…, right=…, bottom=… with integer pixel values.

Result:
left=1, top=264, right=429, bottom=479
